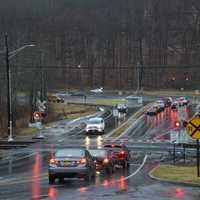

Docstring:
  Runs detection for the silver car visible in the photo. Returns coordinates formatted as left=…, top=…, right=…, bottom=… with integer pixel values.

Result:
left=48, top=148, right=96, bottom=184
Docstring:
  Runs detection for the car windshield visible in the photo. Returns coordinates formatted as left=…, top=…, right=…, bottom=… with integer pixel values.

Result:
left=88, top=149, right=106, bottom=158
left=104, top=144, right=122, bottom=148
left=88, top=118, right=102, bottom=124
left=55, top=149, right=85, bottom=158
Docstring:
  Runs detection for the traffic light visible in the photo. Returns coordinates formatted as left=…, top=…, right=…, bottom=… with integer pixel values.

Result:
left=175, top=121, right=181, bottom=128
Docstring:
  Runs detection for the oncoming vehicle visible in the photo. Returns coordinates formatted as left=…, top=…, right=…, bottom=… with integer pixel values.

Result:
left=104, top=144, right=130, bottom=168
left=88, top=149, right=114, bottom=174
left=48, top=148, right=96, bottom=184
left=85, top=117, right=105, bottom=135
left=117, top=104, right=128, bottom=114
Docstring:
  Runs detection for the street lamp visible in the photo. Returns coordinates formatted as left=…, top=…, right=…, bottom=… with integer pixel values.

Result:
left=4, top=34, right=35, bottom=142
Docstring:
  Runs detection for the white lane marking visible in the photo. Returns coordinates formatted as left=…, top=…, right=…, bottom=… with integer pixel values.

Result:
left=123, top=154, right=148, bottom=181
left=58, top=139, right=64, bottom=142
left=114, top=154, right=148, bottom=183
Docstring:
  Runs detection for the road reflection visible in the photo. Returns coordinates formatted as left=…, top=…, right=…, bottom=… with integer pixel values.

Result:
left=48, top=186, right=57, bottom=199
left=118, top=176, right=127, bottom=192
left=31, top=152, right=41, bottom=200
left=175, top=187, right=185, bottom=198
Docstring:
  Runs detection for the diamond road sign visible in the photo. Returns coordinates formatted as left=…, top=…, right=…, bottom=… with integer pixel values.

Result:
left=186, top=116, right=200, bottom=139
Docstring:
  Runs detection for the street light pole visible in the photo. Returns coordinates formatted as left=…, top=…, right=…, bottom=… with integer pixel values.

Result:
left=5, top=34, right=13, bottom=141
left=4, top=35, right=35, bottom=142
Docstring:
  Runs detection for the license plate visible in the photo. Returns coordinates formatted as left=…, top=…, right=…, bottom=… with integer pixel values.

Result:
left=60, top=161, right=68, bottom=167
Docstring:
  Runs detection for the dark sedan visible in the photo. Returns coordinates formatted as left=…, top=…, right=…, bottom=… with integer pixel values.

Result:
left=104, top=144, right=131, bottom=168
left=88, top=149, right=114, bottom=174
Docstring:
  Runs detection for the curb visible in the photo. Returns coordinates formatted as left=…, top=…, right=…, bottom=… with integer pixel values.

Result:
left=148, top=164, right=200, bottom=187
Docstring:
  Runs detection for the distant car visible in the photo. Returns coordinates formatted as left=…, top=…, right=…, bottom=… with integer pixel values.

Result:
left=104, top=144, right=130, bottom=168
left=176, top=97, right=189, bottom=106
left=117, top=104, right=128, bottom=114
left=171, top=101, right=178, bottom=110
left=155, top=100, right=165, bottom=112
left=85, top=117, right=105, bottom=135
left=88, top=149, right=114, bottom=174
left=152, top=104, right=161, bottom=113
left=90, top=87, right=103, bottom=93
left=164, top=97, right=173, bottom=107
left=48, top=148, right=96, bottom=184
left=146, top=107, right=158, bottom=116
left=48, top=95, right=64, bottom=103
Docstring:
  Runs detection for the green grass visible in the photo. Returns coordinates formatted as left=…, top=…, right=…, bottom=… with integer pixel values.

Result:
left=151, top=164, right=200, bottom=185
left=111, top=123, right=129, bottom=138
left=17, top=104, right=96, bottom=136
left=49, top=103, right=96, bottom=117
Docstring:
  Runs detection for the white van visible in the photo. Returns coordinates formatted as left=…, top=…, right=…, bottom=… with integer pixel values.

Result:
left=85, top=117, right=105, bottom=135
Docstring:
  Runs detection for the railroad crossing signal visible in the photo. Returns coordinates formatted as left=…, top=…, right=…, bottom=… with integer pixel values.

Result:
left=186, top=116, right=200, bottom=139
left=175, top=121, right=181, bottom=128
left=33, top=111, right=42, bottom=120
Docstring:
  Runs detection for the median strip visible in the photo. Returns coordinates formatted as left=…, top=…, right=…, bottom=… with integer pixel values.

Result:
left=150, top=164, right=200, bottom=186
left=104, top=103, right=153, bottom=140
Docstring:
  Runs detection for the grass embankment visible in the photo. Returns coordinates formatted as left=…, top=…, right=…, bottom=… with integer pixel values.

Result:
left=143, top=90, right=193, bottom=97
left=50, top=103, right=96, bottom=119
left=151, top=164, right=200, bottom=185
left=111, top=123, right=129, bottom=138
left=17, top=103, right=96, bottom=137
left=95, top=99, right=127, bottom=106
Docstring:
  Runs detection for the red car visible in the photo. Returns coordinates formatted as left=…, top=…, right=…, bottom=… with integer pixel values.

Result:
left=104, top=144, right=130, bottom=168
left=88, top=149, right=114, bottom=174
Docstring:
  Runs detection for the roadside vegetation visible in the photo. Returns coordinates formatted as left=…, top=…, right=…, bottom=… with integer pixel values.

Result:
left=95, top=99, right=127, bottom=106
left=151, top=164, right=200, bottom=185
left=15, top=103, right=97, bottom=137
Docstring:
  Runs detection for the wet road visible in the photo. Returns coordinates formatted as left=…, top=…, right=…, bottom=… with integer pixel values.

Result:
left=0, top=105, right=199, bottom=200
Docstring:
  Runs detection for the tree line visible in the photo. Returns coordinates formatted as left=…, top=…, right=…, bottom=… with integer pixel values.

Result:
left=0, top=0, right=200, bottom=135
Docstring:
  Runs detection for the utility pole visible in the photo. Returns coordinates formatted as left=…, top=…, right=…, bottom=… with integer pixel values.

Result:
left=3, top=35, right=35, bottom=141
left=5, top=34, right=13, bottom=142
left=136, top=62, right=142, bottom=93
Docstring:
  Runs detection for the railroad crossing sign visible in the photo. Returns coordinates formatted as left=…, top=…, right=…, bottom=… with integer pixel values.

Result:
left=186, top=116, right=200, bottom=139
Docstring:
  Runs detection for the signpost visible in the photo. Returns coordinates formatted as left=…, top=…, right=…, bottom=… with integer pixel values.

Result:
left=113, top=108, right=119, bottom=128
left=33, top=111, right=44, bottom=139
left=186, top=116, right=200, bottom=176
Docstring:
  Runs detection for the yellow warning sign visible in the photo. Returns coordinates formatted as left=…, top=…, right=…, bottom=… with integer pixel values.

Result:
left=186, top=116, right=200, bottom=139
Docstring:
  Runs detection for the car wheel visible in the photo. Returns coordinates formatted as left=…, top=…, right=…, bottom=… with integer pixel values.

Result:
left=59, top=177, right=64, bottom=183
left=49, top=175, right=55, bottom=184
left=111, top=164, right=115, bottom=173
left=122, top=160, right=128, bottom=169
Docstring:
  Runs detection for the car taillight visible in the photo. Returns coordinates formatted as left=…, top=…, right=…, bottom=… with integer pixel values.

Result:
left=120, top=151, right=125, bottom=155
left=78, top=158, right=87, bottom=165
left=103, top=158, right=109, bottom=164
left=49, top=159, right=58, bottom=164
